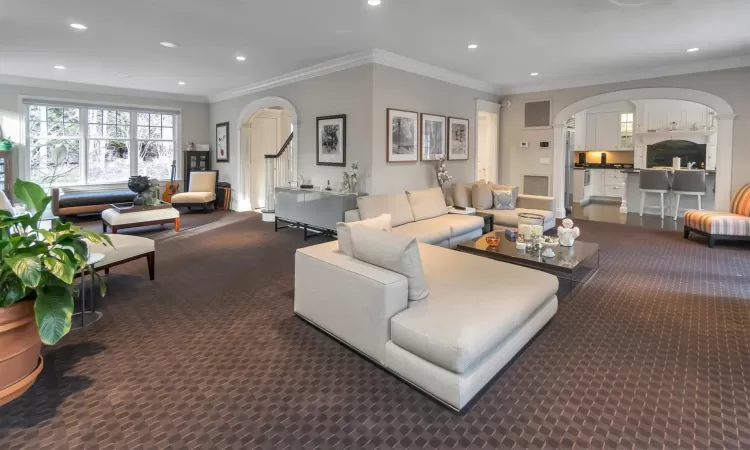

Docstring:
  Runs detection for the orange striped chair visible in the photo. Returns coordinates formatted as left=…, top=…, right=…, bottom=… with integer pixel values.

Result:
left=684, top=184, right=750, bottom=248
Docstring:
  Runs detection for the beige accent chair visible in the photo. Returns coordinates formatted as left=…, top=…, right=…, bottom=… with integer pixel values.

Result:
left=171, top=170, right=218, bottom=211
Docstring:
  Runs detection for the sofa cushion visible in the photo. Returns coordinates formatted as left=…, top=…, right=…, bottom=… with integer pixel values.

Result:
left=452, top=180, right=485, bottom=208
left=424, top=214, right=484, bottom=237
left=406, top=188, right=448, bottom=221
left=471, top=184, right=494, bottom=210
left=58, top=190, right=136, bottom=208
left=358, top=193, right=415, bottom=227
left=85, top=234, right=155, bottom=267
left=391, top=219, right=452, bottom=244
left=189, top=171, right=217, bottom=193
left=480, top=208, right=554, bottom=228
left=350, top=227, right=428, bottom=301
left=336, top=214, right=392, bottom=256
left=390, top=243, right=558, bottom=374
left=171, top=192, right=216, bottom=203
left=684, top=210, right=750, bottom=236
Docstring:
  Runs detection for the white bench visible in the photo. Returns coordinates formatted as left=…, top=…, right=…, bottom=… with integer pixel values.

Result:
left=87, top=234, right=156, bottom=280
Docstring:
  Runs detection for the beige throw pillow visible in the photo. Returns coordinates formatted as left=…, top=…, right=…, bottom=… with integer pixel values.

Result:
left=357, top=194, right=415, bottom=227
left=349, top=226, right=429, bottom=301
left=406, top=188, right=448, bottom=221
left=452, top=180, right=485, bottom=208
left=491, top=184, right=519, bottom=206
left=471, top=183, right=494, bottom=210
left=336, top=214, right=392, bottom=257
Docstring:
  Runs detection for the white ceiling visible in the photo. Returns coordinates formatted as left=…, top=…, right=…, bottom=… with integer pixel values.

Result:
left=1, top=0, right=748, bottom=100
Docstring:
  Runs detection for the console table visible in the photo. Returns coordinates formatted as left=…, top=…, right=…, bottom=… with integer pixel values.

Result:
left=275, top=188, right=358, bottom=240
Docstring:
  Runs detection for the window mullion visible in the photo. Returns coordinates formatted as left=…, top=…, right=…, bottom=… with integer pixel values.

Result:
left=81, top=107, right=88, bottom=185
left=130, top=111, right=137, bottom=176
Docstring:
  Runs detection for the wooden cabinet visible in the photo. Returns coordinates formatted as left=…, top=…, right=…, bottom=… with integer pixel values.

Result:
left=0, top=151, right=12, bottom=200
left=184, top=151, right=211, bottom=191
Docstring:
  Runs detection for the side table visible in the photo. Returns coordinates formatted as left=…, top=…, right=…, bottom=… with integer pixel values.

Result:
left=474, top=212, right=494, bottom=234
left=71, top=252, right=105, bottom=329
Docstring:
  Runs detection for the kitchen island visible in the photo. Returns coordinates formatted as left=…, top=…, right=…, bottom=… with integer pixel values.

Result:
left=620, top=169, right=716, bottom=217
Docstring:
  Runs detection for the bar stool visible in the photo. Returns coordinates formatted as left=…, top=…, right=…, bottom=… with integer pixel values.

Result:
left=639, top=169, right=671, bottom=219
left=672, top=170, right=706, bottom=220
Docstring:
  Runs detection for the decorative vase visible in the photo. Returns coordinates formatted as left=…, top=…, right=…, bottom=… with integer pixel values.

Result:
left=0, top=300, right=43, bottom=407
left=128, top=176, right=151, bottom=205
left=557, top=218, right=580, bottom=247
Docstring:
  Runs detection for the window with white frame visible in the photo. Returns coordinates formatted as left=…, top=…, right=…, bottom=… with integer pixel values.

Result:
left=26, top=102, right=177, bottom=186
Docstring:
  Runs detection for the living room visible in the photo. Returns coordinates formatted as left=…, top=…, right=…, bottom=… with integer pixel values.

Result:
left=1, top=0, right=749, bottom=448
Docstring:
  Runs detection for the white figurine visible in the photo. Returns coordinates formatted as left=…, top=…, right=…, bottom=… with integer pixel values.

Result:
left=557, top=218, right=580, bottom=247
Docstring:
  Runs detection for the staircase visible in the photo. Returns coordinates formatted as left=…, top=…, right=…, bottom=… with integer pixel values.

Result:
left=262, top=132, right=293, bottom=221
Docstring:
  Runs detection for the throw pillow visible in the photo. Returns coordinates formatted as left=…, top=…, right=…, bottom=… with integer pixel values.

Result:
left=349, top=226, right=429, bottom=301
left=336, top=214, right=392, bottom=257
left=452, top=180, right=485, bottom=208
left=471, top=183, right=494, bottom=210
left=492, top=189, right=515, bottom=210
left=491, top=184, right=519, bottom=206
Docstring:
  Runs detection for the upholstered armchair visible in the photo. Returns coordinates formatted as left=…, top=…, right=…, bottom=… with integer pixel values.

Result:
left=684, top=184, right=750, bottom=248
left=170, top=170, right=218, bottom=211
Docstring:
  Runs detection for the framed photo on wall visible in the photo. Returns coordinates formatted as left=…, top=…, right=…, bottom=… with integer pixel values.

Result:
left=316, top=114, right=346, bottom=166
left=448, top=117, right=469, bottom=161
left=420, top=113, right=446, bottom=161
left=216, top=122, right=230, bottom=162
left=387, top=108, right=419, bottom=162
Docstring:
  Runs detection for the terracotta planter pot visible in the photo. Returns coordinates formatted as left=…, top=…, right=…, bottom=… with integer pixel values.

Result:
left=0, top=300, right=43, bottom=407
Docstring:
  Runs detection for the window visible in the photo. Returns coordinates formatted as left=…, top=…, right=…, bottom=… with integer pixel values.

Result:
left=25, top=102, right=177, bottom=186
left=620, top=113, right=634, bottom=149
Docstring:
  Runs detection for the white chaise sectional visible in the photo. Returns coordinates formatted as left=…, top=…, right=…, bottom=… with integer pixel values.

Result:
left=294, top=187, right=559, bottom=411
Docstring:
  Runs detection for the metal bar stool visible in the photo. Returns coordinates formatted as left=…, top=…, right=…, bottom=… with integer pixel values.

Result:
left=639, top=169, right=671, bottom=219
left=672, top=170, right=706, bottom=220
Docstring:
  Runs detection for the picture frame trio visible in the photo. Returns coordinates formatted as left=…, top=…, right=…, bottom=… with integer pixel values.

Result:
left=386, top=108, right=469, bottom=163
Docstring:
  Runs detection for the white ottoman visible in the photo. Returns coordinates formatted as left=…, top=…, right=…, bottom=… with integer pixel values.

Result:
left=86, top=234, right=156, bottom=279
left=101, top=207, right=180, bottom=234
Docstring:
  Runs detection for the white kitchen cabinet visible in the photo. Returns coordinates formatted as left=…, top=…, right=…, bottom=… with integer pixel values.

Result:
left=573, top=169, right=593, bottom=204
left=585, top=114, right=598, bottom=150
left=574, top=112, right=587, bottom=150
left=596, top=112, right=620, bottom=150
left=590, top=169, right=606, bottom=196
left=706, top=145, right=717, bottom=170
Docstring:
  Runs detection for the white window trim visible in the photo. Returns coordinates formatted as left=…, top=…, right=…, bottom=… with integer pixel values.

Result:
left=18, top=95, right=182, bottom=189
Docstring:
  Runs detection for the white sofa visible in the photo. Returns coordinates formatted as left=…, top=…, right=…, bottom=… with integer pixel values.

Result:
left=295, top=240, right=559, bottom=411
left=344, top=188, right=485, bottom=248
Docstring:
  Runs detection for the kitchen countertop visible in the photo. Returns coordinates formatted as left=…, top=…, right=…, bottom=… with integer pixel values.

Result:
left=620, top=169, right=715, bottom=176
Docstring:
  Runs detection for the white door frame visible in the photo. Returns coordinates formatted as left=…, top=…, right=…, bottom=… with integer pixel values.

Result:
left=552, top=88, right=735, bottom=218
left=476, top=99, right=502, bottom=183
left=234, top=97, right=299, bottom=212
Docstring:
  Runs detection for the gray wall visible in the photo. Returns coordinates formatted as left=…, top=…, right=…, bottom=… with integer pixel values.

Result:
left=370, top=65, right=499, bottom=194
left=209, top=64, right=374, bottom=195
left=499, top=67, right=750, bottom=196
left=0, top=81, right=210, bottom=187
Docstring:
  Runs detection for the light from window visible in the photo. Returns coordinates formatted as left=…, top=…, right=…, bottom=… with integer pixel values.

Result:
left=28, top=106, right=82, bottom=185
left=88, top=109, right=131, bottom=183
left=620, top=113, right=634, bottom=149
left=137, top=113, right=175, bottom=180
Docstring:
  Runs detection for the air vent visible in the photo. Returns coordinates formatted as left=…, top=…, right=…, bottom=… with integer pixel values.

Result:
left=524, top=100, right=551, bottom=129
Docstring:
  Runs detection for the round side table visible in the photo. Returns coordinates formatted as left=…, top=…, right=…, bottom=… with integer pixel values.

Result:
left=71, top=252, right=105, bottom=329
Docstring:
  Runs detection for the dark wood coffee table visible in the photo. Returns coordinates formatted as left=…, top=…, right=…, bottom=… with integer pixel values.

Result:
left=456, top=231, right=600, bottom=299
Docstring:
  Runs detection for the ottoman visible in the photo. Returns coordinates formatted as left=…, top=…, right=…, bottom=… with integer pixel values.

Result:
left=101, top=207, right=180, bottom=234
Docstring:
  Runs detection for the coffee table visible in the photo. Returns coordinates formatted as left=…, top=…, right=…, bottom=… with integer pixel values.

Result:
left=456, top=231, right=600, bottom=299
left=101, top=205, right=180, bottom=234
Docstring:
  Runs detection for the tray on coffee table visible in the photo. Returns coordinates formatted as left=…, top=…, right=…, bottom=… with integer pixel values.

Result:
left=111, top=201, right=172, bottom=214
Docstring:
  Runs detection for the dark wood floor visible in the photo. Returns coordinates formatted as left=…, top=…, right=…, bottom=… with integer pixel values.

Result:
left=569, top=202, right=685, bottom=232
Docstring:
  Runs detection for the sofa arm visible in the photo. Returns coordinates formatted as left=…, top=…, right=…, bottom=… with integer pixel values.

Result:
left=294, top=243, right=409, bottom=364
left=344, top=209, right=361, bottom=222
left=516, top=194, right=554, bottom=212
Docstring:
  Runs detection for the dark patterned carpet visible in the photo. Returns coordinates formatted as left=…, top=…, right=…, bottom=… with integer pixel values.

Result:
left=1, top=214, right=749, bottom=449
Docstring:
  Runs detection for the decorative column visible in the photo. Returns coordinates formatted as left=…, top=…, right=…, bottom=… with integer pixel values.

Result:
left=620, top=174, right=628, bottom=214
left=714, top=114, right=737, bottom=212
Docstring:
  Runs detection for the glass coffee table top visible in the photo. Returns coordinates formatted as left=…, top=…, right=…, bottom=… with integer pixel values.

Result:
left=456, top=231, right=600, bottom=276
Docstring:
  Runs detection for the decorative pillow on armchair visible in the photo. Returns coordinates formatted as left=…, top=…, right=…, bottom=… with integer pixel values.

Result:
left=493, top=189, right=516, bottom=210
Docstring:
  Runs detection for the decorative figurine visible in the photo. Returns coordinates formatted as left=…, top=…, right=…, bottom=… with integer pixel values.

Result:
left=557, top=218, right=580, bottom=247
left=542, top=247, right=556, bottom=258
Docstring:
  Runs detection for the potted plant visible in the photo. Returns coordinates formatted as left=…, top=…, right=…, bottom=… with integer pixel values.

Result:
left=0, top=179, right=111, bottom=406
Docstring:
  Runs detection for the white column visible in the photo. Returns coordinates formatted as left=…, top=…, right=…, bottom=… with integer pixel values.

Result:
left=714, top=114, right=736, bottom=212
left=619, top=175, right=628, bottom=214
left=552, top=124, right=567, bottom=219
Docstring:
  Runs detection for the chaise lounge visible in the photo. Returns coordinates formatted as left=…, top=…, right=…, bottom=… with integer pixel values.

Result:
left=684, top=184, right=750, bottom=248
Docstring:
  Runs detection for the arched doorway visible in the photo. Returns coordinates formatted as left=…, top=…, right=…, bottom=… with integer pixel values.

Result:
left=234, top=97, right=299, bottom=212
left=552, top=88, right=736, bottom=218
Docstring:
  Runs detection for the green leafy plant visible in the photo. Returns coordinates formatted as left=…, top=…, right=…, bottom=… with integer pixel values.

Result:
left=0, top=180, right=111, bottom=344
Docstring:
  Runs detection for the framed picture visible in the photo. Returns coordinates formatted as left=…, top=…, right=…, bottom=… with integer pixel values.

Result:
left=420, top=113, right=446, bottom=161
left=316, top=115, right=346, bottom=166
left=387, top=108, right=419, bottom=162
left=216, top=122, right=230, bottom=162
left=448, top=117, right=469, bottom=161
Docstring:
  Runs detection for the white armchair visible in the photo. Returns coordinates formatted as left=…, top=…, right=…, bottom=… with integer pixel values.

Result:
left=171, top=170, right=217, bottom=211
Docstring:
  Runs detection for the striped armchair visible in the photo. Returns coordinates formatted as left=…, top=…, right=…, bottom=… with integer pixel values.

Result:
left=684, top=184, right=750, bottom=248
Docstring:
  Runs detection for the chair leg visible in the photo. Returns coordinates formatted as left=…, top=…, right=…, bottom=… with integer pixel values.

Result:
left=147, top=252, right=155, bottom=280
left=708, top=235, right=716, bottom=249
left=674, top=193, right=681, bottom=221
left=684, top=226, right=690, bottom=239
left=640, top=192, right=646, bottom=217
left=659, top=192, right=665, bottom=220
left=104, top=268, right=110, bottom=275
left=698, top=195, right=702, bottom=211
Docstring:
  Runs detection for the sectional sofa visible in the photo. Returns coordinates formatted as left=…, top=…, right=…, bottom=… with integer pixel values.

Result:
left=294, top=187, right=559, bottom=411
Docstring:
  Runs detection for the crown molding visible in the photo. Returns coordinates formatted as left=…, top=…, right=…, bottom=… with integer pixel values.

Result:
left=0, top=74, right=209, bottom=103
left=370, top=49, right=497, bottom=94
left=208, top=49, right=497, bottom=103
left=496, top=55, right=750, bottom=96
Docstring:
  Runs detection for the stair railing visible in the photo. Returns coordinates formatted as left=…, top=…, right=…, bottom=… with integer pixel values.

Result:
left=263, top=132, right=293, bottom=214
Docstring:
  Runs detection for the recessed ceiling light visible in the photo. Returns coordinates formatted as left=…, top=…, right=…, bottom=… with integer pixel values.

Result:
left=468, top=44, right=478, bottom=49
left=69, top=23, right=87, bottom=30
left=687, top=47, right=700, bottom=52
left=236, top=56, right=246, bottom=61
left=178, top=81, right=186, bottom=85
left=530, top=72, right=539, bottom=76
left=160, top=41, right=179, bottom=48
left=368, top=0, right=381, bottom=5
left=54, top=65, right=65, bottom=70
